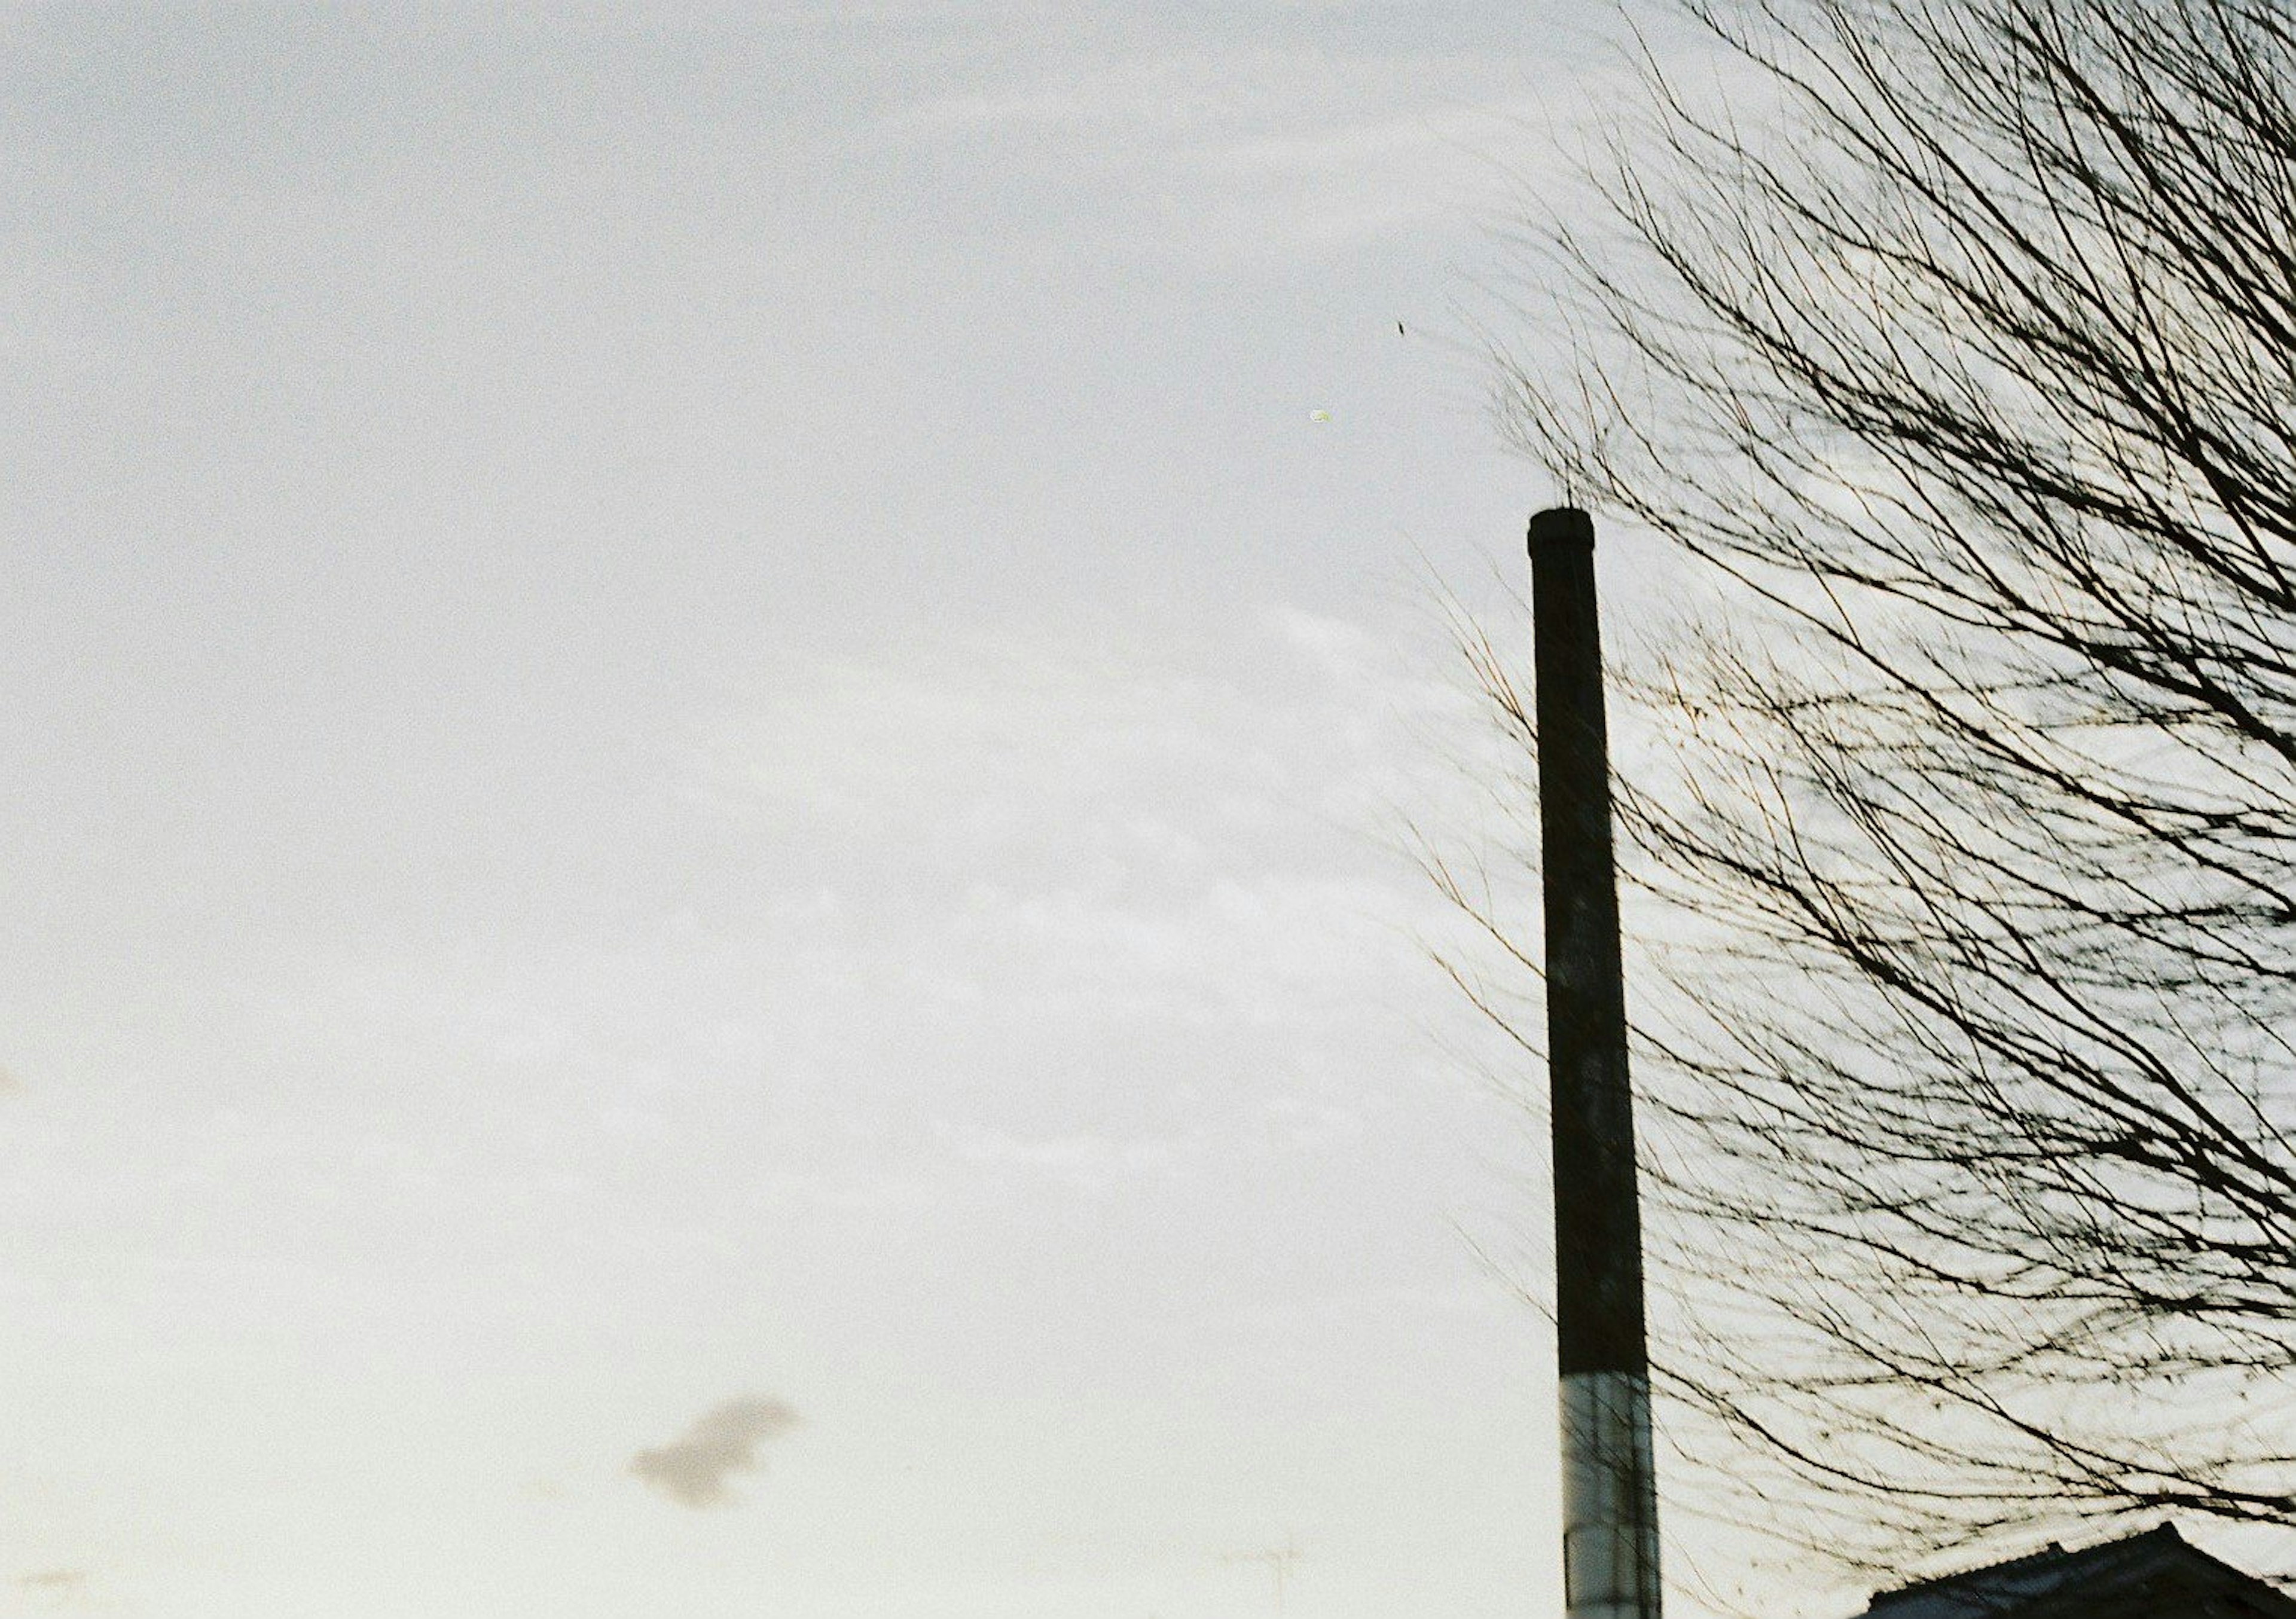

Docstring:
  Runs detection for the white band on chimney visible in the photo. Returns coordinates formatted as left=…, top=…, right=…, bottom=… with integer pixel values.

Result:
left=1561, top=1370, right=1662, bottom=1619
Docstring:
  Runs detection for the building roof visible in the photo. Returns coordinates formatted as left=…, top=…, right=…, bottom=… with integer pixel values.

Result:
left=1851, top=1524, right=2296, bottom=1619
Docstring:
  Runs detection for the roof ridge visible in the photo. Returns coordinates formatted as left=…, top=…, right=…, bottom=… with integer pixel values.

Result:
left=1868, top=1523, right=2185, bottom=1607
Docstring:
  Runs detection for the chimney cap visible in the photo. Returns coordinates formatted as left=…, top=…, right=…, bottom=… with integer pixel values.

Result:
left=1528, top=506, right=1595, bottom=553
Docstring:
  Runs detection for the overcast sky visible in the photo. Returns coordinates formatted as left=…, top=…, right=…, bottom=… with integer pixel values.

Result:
left=0, top=4, right=1744, bottom=1616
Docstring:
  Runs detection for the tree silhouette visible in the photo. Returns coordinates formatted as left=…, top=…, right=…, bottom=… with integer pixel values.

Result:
left=1479, top=0, right=2296, bottom=1585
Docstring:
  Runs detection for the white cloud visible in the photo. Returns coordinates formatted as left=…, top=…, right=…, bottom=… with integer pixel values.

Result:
left=900, top=86, right=1106, bottom=132
left=1265, top=603, right=1384, bottom=683
left=875, top=30, right=1552, bottom=253
left=935, top=1122, right=1181, bottom=1197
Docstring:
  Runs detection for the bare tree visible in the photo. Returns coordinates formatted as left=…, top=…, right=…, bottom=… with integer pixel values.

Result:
left=1479, top=0, right=2296, bottom=1587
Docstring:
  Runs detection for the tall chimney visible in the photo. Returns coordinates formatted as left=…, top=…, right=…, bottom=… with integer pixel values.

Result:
left=1529, top=507, right=1662, bottom=1619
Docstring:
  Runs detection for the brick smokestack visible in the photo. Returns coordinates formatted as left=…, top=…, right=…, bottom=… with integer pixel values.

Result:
left=1529, top=506, right=1662, bottom=1619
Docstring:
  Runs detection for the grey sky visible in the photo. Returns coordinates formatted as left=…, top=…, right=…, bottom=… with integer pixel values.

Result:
left=0, top=4, right=1703, bottom=1615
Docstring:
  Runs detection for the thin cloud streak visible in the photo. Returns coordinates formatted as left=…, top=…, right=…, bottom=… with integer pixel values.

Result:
left=17, top=1569, right=88, bottom=1606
